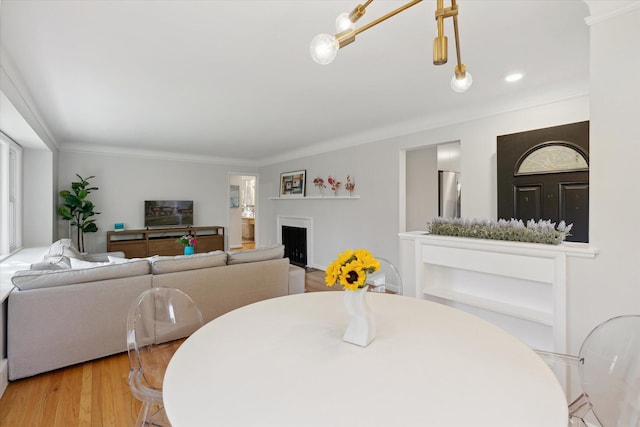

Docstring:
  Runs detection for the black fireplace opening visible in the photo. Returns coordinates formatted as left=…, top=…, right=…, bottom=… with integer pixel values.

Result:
left=282, top=225, right=307, bottom=267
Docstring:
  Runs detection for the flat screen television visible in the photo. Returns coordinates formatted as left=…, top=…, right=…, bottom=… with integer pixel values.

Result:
left=144, top=200, right=193, bottom=228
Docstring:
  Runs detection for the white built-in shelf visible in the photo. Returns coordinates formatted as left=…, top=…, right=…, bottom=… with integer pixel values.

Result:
left=268, top=195, right=360, bottom=200
left=399, top=232, right=599, bottom=354
left=423, top=287, right=554, bottom=326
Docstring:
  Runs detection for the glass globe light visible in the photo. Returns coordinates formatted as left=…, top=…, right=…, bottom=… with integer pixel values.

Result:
left=451, top=71, right=473, bottom=92
left=310, top=34, right=339, bottom=65
left=335, top=12, right=355, bottom=32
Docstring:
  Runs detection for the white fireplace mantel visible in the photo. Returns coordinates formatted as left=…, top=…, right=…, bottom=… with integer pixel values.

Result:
left=399, top=232, right=598, bottom=353
left=277, top=215, right=313, bottom=267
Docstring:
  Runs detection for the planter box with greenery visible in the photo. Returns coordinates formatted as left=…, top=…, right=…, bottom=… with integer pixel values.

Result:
left=427, top=217, right=573, bottom=245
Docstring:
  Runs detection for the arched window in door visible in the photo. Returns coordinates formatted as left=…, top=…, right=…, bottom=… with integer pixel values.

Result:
left=516, top=142, right=588, bottom=175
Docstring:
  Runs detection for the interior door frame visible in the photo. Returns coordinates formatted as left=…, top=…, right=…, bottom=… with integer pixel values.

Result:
left=227, top=172, right=259, bottom=250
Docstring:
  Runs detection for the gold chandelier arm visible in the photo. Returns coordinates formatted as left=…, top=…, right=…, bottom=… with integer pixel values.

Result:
left=349, top=0, right=374, bottom=22
left=434, top=0, right=459, bottom=65
left=353, top=0, right=423, bottom=37
left=451, top=0, right=463, bottom=71
left=436, top=0, right=445, bottom=39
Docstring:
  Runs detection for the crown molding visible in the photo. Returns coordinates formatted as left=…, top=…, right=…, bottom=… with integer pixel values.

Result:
left=584, top=1, right=640, bottom=25
left=59, top=142, right=261, bottom=168
left=0, top=50, right=57, bottom=151
left=258, top=91, right=589, bottom=167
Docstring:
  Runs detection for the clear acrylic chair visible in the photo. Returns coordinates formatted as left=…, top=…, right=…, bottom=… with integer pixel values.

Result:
left=127, top=287, right=205, bottom=426
left=367, top=257, right=403, bottom=295
left=536, top=315, right=640, bottom=427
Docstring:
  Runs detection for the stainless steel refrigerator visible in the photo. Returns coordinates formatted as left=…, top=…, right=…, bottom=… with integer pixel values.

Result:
left=438, top=170, right=461, bottom=218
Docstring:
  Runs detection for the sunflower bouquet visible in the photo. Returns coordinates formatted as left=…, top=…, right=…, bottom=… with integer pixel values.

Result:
left=325, top=249, right=380, bottom=291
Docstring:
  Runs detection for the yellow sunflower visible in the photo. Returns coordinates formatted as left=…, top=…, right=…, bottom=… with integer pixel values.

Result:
left=337, top=249, right=355, bottom=265
left=324, top=259, right=342, bottom=287
left=325, top=248, right=380, bottom=291
left=339, top=259, right=366, bottom=291
left=354, top=249, right=380, bottom=273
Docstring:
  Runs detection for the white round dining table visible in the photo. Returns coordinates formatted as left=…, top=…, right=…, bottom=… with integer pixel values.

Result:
left=163, top=291, right=568, bottom=427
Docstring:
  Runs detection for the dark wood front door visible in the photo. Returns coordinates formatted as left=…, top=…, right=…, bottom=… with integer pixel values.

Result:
left=498, top=121, right=589, bottom=243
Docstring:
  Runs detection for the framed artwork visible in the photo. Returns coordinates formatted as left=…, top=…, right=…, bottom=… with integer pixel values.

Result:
left=279, top=170, right=306, bottom=198
left=230, top=185, right=240, bottom=208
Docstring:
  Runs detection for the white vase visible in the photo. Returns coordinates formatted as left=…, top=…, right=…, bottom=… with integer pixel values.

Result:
left=343, top=286, right=375, bottom=347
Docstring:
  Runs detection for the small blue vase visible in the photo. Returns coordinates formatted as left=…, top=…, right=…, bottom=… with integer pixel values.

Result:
left=184, top=246, right=195, bottom=255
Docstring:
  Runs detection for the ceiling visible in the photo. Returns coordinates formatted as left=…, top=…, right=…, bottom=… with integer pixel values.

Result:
left=0, top=1, right=590, bottom=165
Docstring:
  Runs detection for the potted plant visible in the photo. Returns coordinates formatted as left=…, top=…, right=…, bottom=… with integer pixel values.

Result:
left=57, top=174, right=100, bottom=252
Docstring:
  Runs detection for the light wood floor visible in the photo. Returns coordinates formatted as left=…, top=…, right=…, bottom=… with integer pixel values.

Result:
left=0, top=268, right=334, bottom=426
left=0, top=351, right=139, bottom=426
left=240, top=240, right=255, bottom=250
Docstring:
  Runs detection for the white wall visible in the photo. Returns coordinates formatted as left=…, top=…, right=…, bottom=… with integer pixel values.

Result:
left=57, top=151, right=258, bottom=253
left=566, top=4, right=640, bottom=353
left=259, top=137, right=404, bottom=267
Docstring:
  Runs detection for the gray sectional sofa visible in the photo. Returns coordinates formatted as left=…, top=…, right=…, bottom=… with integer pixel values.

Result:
left=7, top=240, right=305, bottom=380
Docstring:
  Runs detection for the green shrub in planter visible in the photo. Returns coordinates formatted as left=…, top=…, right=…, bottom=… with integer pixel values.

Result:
left=427, top=217, right=572, bottom=245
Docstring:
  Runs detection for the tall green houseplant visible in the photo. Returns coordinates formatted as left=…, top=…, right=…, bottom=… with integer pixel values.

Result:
left=57, top=174, right=100, bottom=252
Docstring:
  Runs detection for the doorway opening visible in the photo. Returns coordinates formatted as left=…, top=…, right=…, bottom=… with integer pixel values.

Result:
left=228, top=174, right=257, bottom=251
left=403, top=141, right=461, bottom=233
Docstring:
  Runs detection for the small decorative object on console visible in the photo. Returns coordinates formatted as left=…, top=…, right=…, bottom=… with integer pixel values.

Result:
left=177, top=234, right=198, bottom=255
left=326, top=249, right=380, bottom=347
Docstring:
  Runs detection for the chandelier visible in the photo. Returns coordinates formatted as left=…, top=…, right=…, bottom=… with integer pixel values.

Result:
left=310, top=0, right=472, bottom=92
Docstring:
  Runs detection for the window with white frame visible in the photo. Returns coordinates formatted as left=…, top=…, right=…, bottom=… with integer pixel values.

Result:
left=0, top=132, right=22, bottom=256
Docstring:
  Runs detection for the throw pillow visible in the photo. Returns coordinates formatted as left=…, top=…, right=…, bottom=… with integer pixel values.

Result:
left=151, top=251, right=227, bottom=275
left=226, top=244, right=284, bottom=265
left=30, top=255, right=71, bottom=271
left=47, top=238, right=84, bottom=259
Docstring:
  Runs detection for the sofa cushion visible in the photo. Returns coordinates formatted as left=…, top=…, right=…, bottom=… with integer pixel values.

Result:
left=226, top=244, right=284, bottom=265
left=151, top=251, right=227, bottom=275
left=46, top=238, right=84, bottom=259
left=11, top=259, right=151, bottom=291
left=84, top=251, right=126, bottom=262
left=69, top=258, right=113, bottom=269
left=30, top=255, right=71, bottom=271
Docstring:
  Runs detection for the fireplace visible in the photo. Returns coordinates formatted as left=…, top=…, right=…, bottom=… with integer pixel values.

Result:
left=282, top=226, right=307, bottom=267
left=277, top=216, right=313, bottom=268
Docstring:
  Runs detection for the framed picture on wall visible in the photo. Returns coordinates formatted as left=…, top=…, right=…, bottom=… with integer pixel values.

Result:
left=279, top=170, right=306, bottom=198
left=230, top=185, right=240, bottom=208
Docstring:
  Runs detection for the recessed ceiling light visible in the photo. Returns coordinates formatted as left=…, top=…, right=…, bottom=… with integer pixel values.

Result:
left=505, top=72, right=524, bottom=83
